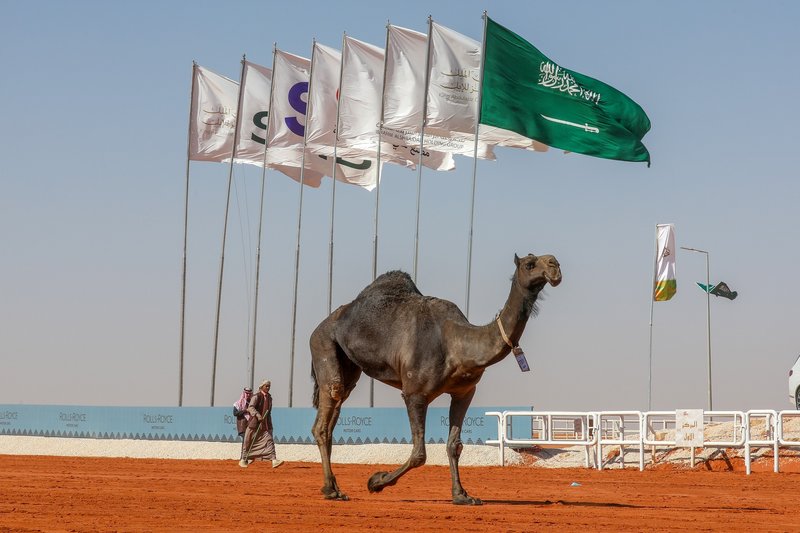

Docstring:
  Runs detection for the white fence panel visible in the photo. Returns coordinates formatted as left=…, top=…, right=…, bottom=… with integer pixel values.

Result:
left=777, top=410, right=800, bottom=446
left=596, top=412, right=644, bottom=471
left=484, top=411, right=597, bottom=467
left=486, top=409, right=797, bottom=474
left=744, top=410, right=778, bottom=475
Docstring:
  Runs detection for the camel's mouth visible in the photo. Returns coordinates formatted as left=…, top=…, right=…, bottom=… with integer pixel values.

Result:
left=546, top=274, right=562, bottom=287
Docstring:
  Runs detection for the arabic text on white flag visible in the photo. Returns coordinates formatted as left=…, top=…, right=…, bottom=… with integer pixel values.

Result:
left=189, top=65, right=239, bottom=162
left=383, top=24, right=494, bottom=158
left=338, top=35, right=455, bottom=171
left=427, top=21, right=548, bottom=152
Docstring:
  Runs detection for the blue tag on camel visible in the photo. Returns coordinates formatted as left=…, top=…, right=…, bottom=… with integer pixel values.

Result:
left=513, top=347, right=530, bottom=372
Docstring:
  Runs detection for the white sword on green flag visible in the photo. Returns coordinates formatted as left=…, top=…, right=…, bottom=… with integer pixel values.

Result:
left=540, top=114, right=599, bottom=133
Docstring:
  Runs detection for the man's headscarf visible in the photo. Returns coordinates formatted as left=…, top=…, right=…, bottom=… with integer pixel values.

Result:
left=234, top=388, right=252, bottom=414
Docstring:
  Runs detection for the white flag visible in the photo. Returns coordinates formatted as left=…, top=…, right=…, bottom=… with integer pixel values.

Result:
left=338, top=35, right=455, bottom=171
left=337, top=36, right=384, bottom=148
left=269, top=48, right=386, bottom=190
left=188, top=65, right=239, bottom=162
left=267, top=50, right=310, bottom=155
left=227, top=57, right=329, bottom=187
left=427, top=21, right=548, bottom=152
left=234, top=61, right=272, bottom=165
left=383, top=26, right=426, bottom=133
left=654, top=223, right=677, bottom=301
left=383, top=25, right=494, bottom=159
left=305, top=43, right=340, bottom=153
left=264, top=49, right=325, bottom=187
left=304, top=42, right=383, bottom=191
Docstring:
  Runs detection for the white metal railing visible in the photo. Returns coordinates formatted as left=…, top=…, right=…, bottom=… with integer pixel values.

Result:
left=596, top=412, right=644, bottom=471
left=642, top=411, right=745, bottom=468
left=744, top=410, right=778, bottom=475
left=485, top=411, right=505, bottom=463
left=485, top=409, right=800, bottom=474
left=484, top=411, right=597, bottom=467
left=742, top=410, right=800, bottom=474
left=778, top=410, right=800, bottom=446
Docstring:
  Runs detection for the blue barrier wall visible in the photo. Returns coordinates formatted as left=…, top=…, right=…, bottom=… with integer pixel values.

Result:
left=0, top=405, right=528, bottom=445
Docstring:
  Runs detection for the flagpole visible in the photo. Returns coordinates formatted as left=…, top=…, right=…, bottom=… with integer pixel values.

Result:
left=465, top=11, right=488, bottom=319
left=681, top=246, right=712, bottom=411
left=179, top=61, right=197, bottom=406
left=288, top=44, right=316, bottom=408
left=328, top=35, right=347, bottom=315
left=706, top=252, right=712, bottom=411
left=372, top=25, right=389, bottom=285
left=412, top=17, right=433, bottom=283
left=648, top=224, right=658, bottom=411
left=250, top=50, right=278, bottom=392
left=327, top=159, right=338, bottom=314
left=250, top=160, right=267, bottom=390
left=210, top=55, right=247, bottom=407
left=705, top=252, right=712, bottom=411
left=367, top=24, right=391, bottom=407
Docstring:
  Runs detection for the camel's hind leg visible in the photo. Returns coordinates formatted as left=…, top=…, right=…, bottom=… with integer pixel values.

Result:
left=310, top=322, right=360, bottom=501
left=312, top=393, right=345, bottom=500
left=367, top=392, right=428, bottom=493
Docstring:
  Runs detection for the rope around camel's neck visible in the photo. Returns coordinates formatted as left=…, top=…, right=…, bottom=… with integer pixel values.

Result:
left=464, top=277, right=541, bottom=370
left=497, top=277, right=541, bottom=346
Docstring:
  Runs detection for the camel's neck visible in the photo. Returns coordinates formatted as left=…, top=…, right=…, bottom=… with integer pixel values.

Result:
left=501, top=276, right=540, bottom=339
left=465, top=277, right=541, bottom=369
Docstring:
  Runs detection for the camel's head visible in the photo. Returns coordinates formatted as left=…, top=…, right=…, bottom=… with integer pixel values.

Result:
left=514, top=253, right=562, bottom=290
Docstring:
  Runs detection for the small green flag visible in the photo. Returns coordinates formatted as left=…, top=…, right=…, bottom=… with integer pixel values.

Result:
left=696, top=282, right=714, bottom=293
left=695, top=281, right=738, bottom=300
left=480, top=17, right=651, bottom=164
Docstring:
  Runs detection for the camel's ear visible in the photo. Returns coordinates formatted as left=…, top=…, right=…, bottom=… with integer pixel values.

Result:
left=514, top=253, right=520, bottom=267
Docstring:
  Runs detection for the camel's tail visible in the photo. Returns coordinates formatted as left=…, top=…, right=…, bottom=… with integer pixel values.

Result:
left=311, top=365, right=319, bottom=410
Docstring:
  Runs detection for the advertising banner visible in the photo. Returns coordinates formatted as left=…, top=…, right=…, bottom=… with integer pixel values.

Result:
left=0, top=405, right=527, bottom=445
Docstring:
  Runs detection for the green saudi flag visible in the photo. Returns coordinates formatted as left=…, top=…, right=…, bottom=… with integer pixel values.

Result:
left=480, top=17, right=651, bottom=164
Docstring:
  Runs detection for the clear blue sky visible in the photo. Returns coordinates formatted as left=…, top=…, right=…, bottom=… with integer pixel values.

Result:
left=2, top=0, right=799, bottom=411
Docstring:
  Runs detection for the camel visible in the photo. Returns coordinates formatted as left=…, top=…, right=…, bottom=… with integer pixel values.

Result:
left=309, top=252, right=562, bottom=505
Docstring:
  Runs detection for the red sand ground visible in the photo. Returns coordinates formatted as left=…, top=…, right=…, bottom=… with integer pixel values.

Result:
left=0, top=454, right=797, bottom=532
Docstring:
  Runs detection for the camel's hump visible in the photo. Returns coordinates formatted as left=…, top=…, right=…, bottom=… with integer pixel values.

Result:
left=354, top=270, right=422, bottom=300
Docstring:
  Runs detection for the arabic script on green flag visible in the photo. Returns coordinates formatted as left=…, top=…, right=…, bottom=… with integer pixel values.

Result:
left=480, top=17, right=651, bottom=164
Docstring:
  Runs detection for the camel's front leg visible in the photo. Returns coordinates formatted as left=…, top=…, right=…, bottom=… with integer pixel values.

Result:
left=447, top=389, right=481, bottom=505
left=367, top=393, right=428, bottom=493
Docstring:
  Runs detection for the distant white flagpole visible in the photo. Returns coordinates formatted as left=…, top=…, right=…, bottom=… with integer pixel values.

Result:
left=249, top=152, right=267, bottom=391
left=368, top=23, right=391, bottom=407
left=328, top=35, right=347, bottom=315
left=412, top=16, right=433, bottom=283
left=179, top=61, right=198, bottom=407
left=681, top=245, right=712, bottom=411
left=648, top=223, right=658, bottom=411
left=465, top=12, right=488, bottom=319
left=250, top=51, right=278, bottom=392
left=288, top=44, right=316, bottom=408
left=210, top=55, right=247, bottom=407
left=372, top=27, right=389, bottom=284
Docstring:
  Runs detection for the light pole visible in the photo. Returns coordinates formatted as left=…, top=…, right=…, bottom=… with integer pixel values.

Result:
left=680, top=246, right=712, bottom=411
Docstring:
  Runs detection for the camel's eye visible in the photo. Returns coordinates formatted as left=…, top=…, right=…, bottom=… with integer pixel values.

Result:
left=526, top=262, right=535, bottom=270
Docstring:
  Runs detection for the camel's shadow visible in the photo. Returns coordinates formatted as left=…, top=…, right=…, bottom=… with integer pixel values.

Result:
left=485, top=499, right=640, bottom=508
left=399, top=499, right=641, bottom=508
left=399, top=499, right=769, bottom=511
